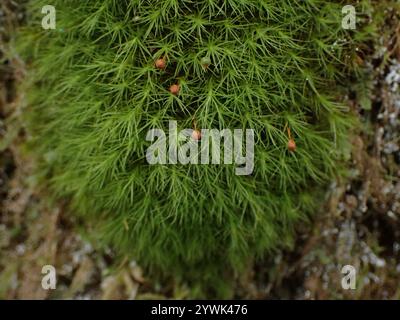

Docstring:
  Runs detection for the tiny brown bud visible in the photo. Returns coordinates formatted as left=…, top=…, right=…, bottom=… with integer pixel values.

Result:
left=192, top=130, right=201, bottom=141
left=155, top=58, right=166, bottom=70
left=170, top=84, right=180, bottom=96
left=288, top=139, right=296, bottom=152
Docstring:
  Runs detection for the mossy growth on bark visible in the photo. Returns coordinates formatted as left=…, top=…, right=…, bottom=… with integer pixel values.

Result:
left=18, top=0, right=375, bottom=297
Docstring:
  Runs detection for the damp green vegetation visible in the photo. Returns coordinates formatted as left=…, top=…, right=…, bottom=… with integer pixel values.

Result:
left=17, top=0, right=380, bottom=297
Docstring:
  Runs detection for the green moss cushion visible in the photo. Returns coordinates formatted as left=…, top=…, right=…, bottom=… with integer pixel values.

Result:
left=19, top=0, right=366, bottom=296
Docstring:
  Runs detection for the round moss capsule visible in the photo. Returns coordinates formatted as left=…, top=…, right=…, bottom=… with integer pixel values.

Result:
left=192, top=129, right=202, bottom=141
left=155, top=58, right=166, bottom=70
left=288, top=139, right=296, bottom=152
left=169, top=84, right=180, bottom=95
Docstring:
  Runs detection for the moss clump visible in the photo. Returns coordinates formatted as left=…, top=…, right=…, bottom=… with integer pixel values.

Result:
left=19, top=0, right=372, bottom=297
